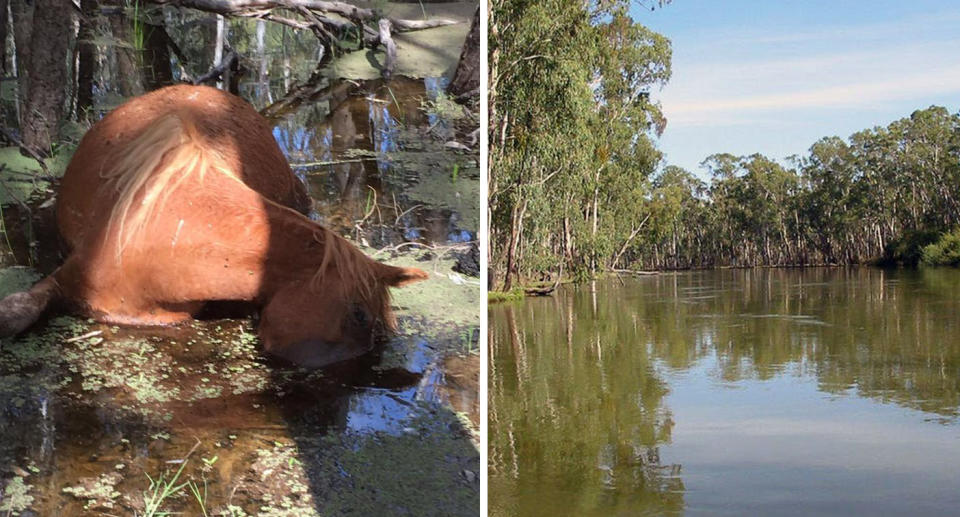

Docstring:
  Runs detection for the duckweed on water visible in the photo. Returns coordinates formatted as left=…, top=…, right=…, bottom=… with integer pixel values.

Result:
left=0, top=476, right=34, bottom=515
left=61, top=472, right=122, bottom=511
left=0, top=267, right=40, bottom=298
left=0, top=250, right=477, bottom=515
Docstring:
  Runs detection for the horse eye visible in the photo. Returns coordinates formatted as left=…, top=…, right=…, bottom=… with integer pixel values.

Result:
left=351, top=304, right=367, bottom=326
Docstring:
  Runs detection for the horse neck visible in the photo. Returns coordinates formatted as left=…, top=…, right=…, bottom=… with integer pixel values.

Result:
left=258, top=201, right=380, bottom=299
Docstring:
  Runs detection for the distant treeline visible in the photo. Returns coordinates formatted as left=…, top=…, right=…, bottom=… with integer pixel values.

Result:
left=634, top=106, right=960, bottom=270
left=489, top=2, right=960, bottom=288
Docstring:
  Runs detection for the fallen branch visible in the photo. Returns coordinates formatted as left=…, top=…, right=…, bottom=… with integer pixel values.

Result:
left=193, top=48, right=240, bottom=86
left=372, top=240, right=475, bottom=258
left=1, top=169, right=59, bottom=182
left=609, top=268, right=659, bottom=276
left=151, top=0, right=460, bottom=79
left=293, top=157, right=379, bottom=168
left=376, top=18, right=397, bottom=79
left=0, top=128, right=49, bottom=175
left=150, top=0, right=460, bottom=31
left=65, top=330, right=104, bottom=343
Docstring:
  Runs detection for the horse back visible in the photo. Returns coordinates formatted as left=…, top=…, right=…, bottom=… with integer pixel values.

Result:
left=57, top=84, right=310, bottom=250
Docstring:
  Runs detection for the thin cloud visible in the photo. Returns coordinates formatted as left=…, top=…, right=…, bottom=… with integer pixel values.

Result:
left=687, top=9, right=960, bottom=48
left=664, top=68, right=960, bottom=126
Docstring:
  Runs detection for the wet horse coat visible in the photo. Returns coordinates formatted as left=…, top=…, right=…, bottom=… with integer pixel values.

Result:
left=0, top=85, right=428, bottom=367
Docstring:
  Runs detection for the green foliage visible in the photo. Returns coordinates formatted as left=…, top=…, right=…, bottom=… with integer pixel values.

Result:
left=494, top=87, right=960, bottom=273
left=143, top=453, right=193, bottom=517
left=921, top=228, right=960, bottom=267
left=487, top=288, right=524, bottom=303
left=879, top=229, right=939, bottom=267
left=490, top=0, right=672, bottom=286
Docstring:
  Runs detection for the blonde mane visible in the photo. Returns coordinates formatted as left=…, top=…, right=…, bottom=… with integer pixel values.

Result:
left=100, top=112, right=237, bottom=259
left=310, top=226, right=396, bottom=330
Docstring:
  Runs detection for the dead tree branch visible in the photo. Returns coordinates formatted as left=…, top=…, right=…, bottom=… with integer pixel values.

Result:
left=0, top=127, right=50, bottom=175
left=150, top=0, right=460, bottom=31
left=150, top=0, right=460, bottom=79
left=376, top=18, right=397, bottom=79
left=193, top=48, right=241, bottom=86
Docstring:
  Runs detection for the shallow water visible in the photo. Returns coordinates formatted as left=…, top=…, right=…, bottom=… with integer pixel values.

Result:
left=0, top=40, right=479, bottom=517
left=490, top=268, right=960, bottom=516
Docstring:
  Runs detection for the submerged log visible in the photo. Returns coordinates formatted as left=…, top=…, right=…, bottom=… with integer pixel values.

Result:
left=524, top=285, right=556, bottom=297
left=610, top=268, right=659, bottom=276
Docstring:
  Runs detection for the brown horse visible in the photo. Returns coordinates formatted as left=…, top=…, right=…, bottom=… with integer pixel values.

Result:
left=0, top=85, right=428, bottom=367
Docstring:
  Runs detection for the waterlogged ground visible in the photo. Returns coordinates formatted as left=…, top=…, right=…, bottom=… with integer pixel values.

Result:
left=0, top=259, right=479, bottom=516
left=0, top=65, right=479, bottom=517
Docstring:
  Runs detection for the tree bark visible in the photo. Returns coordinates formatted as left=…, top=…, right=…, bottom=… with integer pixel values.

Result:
left=10, top=0, right=33, bottom=127
left=106, top=0, right=144, bottom=97
left=0, top=0, right=8, bottom=76
left=76, top=0, right=98, bottom=117
left=142, top=22, right=174, bottom=90
left=22, top=0, right=71, bottom=156
left=376, top=18, right=396, bottom=79
left=447, top=5, right=479, bottom=99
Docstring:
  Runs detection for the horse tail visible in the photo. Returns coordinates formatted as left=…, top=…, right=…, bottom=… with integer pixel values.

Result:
left=101, top=111, right=237, bottom=259
left=0, top=273, right=62, bottom=338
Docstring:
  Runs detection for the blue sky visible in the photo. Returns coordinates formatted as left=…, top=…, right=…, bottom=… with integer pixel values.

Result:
left=637, top=0, right=960, bottom=177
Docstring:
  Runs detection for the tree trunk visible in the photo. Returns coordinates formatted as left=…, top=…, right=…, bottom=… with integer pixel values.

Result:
left=0, top=0, right=8, bottom=76
left=22, top=0, right=70, bottom=156
left=447, top=5, right=479, bottom=99
left=76, top=0, right=97, bottom=117
left=503, top=202, right=520, bottom=291
left=503, top=198, right=528, bottom=291
left=107, top=1, right=143, bottom=97
left=214, top=14, right=225, bottom=88
left=10, top=0, right=33, bottom=127
left=142, top=22, right=174, bottom=90
left=611, top=214, right=650, bottom=270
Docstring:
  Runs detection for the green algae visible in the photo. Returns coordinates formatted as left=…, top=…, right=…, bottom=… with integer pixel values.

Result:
left=0, top=146, right=73, bottom=205
left=0, top=476, right=33, bottom=515
left=61, top=472, right=123, bottom=511
left=0, top=249, right=477, bottom=516
left=61, top=336, right=181, bottom=408
left=0, top=267, right=40, bottom=298
left=324, top=2, right=476, bottom=81
left=386, top=251, right=481, bottom=331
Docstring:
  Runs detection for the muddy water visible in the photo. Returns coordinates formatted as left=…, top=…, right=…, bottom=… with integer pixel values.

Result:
left=490, top=268, right=960, bottom=516
left=0, top=62, right=478, bottom=517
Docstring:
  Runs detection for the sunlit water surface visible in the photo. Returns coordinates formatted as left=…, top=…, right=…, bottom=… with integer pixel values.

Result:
left=490, top=268, right=960, bottom=516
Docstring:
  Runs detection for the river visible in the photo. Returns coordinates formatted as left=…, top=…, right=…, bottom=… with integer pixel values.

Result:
left=490, top=268, right=960, bottom=516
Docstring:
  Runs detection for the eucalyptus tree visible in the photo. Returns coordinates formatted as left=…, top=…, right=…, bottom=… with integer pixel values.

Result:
left=489, top=0, right=671, bottom=288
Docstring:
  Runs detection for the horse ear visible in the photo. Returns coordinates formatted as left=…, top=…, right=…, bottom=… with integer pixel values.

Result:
left=379, top=265, right=429, bottom=287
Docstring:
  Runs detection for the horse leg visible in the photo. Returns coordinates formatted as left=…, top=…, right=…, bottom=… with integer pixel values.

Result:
left=92, top=302, right=204, bottom=326
left=0, top=274, right=62, bottom=338
left=51, top=255, right=203, bottom=327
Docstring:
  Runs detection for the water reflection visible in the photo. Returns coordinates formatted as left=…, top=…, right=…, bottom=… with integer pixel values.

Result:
left=490, top=268, right=960, bottom=516
left=257, top=76, right=477, bottom=246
